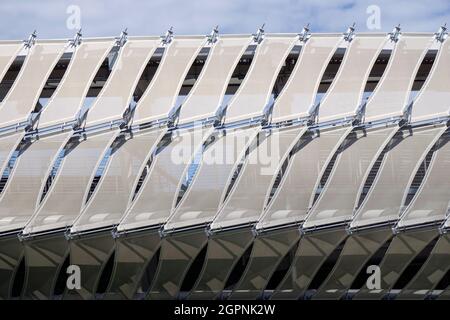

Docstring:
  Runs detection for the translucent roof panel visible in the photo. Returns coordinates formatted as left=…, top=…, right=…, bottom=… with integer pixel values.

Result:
left=271, top=35, right=341, bottom=122
left=22, top=130, right=118, bottom=235
left=411, top=39, right=450, bottom=122
left=0, top=41, right=66, bottom=128
left=85, top=38, right=160, bottom=127
left=397, top=130, right=450, bottom=228
left=163, top=127, right=259, bottom=232
left=70, top=129, right=164, bottom=234
left=303, top=126, right=397, bottom=230
left=117, top=126, right=212, bottom=232
left=365, top=35, right=434, bottom=122
left=224, top=35, right=297, bottom=123
left=318, top=35, right=387, bottom=123
left=209, top=127, right=304, bottom=230
left=132, top=37, right=205, bottom=125
left=38, top=40, right=114, bottom=128
left=256, top=127, right=350, bottom=231
left=351, top=125, right=445, bottom=229
left=0, top=131, right=71, bottom=233
left=178, top=36, right=252, bottom=124
left=0, top=42, right=22, bottom=83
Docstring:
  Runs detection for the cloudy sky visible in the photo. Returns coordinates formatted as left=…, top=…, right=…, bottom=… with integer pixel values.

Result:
left=0, top=0, right=449, bottom=40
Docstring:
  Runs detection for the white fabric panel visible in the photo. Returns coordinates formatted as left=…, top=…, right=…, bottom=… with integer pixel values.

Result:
left=318, top=35, right=386, bottom=123
left=351, top=126, right=445, bottom=229
left=224, top=35, right=297, bottom=123
left=0, top=41, right=66, bottom=128
left=38, top=40, right=114, bottom=128
left=132, top=37, right=205, bottom=125
left=0, top=42, right=22, bottom=84
left=365, top=35, right=433, bottom=122
left=0, top=132, right=71, bottom=233
left=178, top=36, right=252, bottom=124
left=302, top=127, right=397, bottom=230
left=70, top=129, right=164, bottom=233
left=209, top=127, right=304, bottom=230
left=22, top=130, right=118, bottom=235
left=117, top=127, right=211, bottom=232
left=85, top=38, right=160, bottom=127
left=397, top=132, right=450, bottom=228
left=0, top=132, right=24, bottom=177
left=271, top=35, right=341, bottom=122
left=256, top=128, right=349, bottom=231
left=163, top=127, right=259, bottom=232
left=411, top=39, right=450, bottom=122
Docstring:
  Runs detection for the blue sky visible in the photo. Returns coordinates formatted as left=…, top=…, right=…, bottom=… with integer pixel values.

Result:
left=1, top=0, right=449, bottom=40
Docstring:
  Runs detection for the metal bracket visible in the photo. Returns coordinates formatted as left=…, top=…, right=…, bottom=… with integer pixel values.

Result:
left=213, top=103, right=228, bottom=128
left=252, top=23, right=265, bottom=44
left=435, top=23, right=448, bottom=43
left=207, top=25, right=219, bottom=44
left=69, top=28, right=82, bottom=48
left=307, top=102, right=320, bottom=126
left=298, top=23, right=311, bottom=43
left=400, top=100, right=413, bottom=125
left=262, top=100, right=275, bottom=126
left=343, top=23, right=356, bottom=42
left=389, top=24, right=401, bottom=43
left=115, top=28, right=128, bottom=47
left=161, top=26, right=174, bottom=45
left=121, top=98, right=137, bottom=129
left=73, top=108, right=88, bottom=130
left=23, top=30, right=37, bottom=48
left=167, top=104, right=181, bottom=128
left=352, top=101, right=367, bottom=126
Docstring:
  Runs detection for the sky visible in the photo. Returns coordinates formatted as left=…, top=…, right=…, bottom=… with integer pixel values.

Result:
left=0, top=0, right=449, bottom=40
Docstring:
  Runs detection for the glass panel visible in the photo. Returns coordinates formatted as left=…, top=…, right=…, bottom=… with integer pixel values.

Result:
left=163, top=127, right=259, bottom=232
left=22, top=234, right=69, bottom=299
left=354, top=229, right=438, bottom=299
left=318, top=35, right=386, bottom=123
left=117, top=127, right=212, bottom=232
left=146, top=230, right=207, bottom=300
left=229, top=228, right=299, bottom=299
left=365, top=35, right=434, bottom=122
left=188, top=229, right=254, bottom=299
left=224, top=35, right=297, bottom=123
left=398, top=131, right=450, bottom=228
left=0, top=41, right=66, bottom=127
left=0, top=131, right=71, bottom=233
left=312, top=228, right=392, bottom=299
left=0, top=42, right=22, bottom=83
left=23, top=130, right=118, bottom=235
left=303, top=127, right=397, bottom=229
left=132, top=37, right=205, bottom=124
left=257, top=128, right=349, bottom=230
left=39, top=40, right=114, bottom=128
left=178, top=36, right=251, bottom=124
left=70, top=129, right=163, bottom=233
left=271, top=35, right=341, bottom=122
left=271, top=229, right=347, bottom=299
left=210, top=127, right=303, bottom=230
left=411, top=39, right=450, bottom=122
left=85, top=38, right=160, bottom=127
left=397, top=234, right=450, bottom=299
left=351, top=126, right=445, bottom=229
